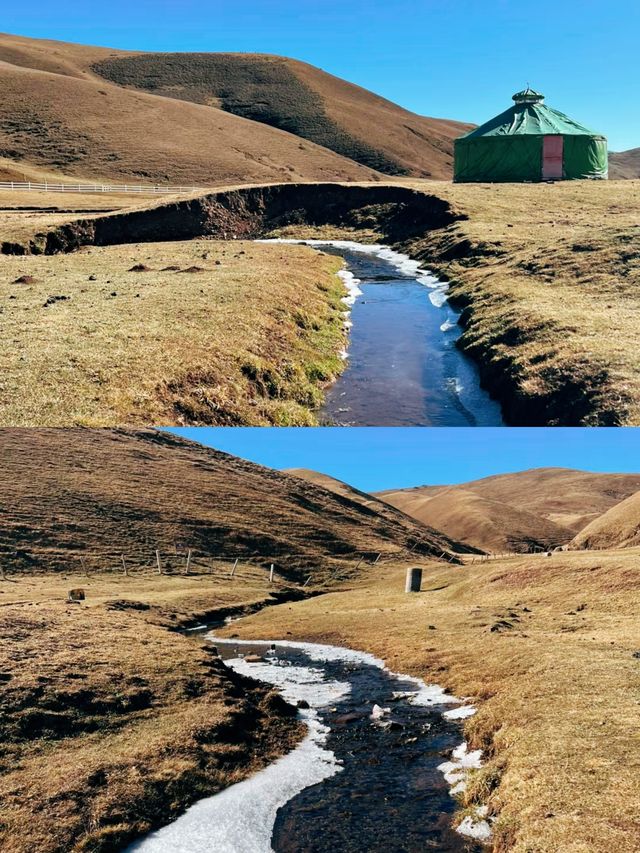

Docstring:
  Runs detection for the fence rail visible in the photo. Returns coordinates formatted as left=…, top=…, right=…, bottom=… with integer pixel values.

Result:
left=0, top=181, right=202, bottom=195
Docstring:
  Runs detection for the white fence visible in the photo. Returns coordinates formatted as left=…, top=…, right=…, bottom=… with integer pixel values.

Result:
left=0, top=181, right=202, bottom=195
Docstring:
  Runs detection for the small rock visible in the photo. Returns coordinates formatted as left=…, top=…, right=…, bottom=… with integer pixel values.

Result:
left=88, top=274, right=97, bottom=281
left=296, top=699, right=310, bottom=709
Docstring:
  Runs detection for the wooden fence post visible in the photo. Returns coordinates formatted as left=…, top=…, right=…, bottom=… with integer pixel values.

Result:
left=230, top=558, right=238, bottom=578
left=269, top=564, right=275, bottom=584
left=373, top=553, right=381, bottom=564
left=156, top=550, right=162, bottom=575
left=184, top=549, right=192, bottom=575
left=121, top=555, right=128, bottom=576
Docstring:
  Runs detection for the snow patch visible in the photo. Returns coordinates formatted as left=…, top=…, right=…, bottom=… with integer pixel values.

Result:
left=438, top=742, right=493, bottom=844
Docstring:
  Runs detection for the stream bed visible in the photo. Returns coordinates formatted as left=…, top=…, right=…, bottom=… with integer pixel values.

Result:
left=127, top=638, right=491, bottom=853
left=266, top=240, right=504, bottom=426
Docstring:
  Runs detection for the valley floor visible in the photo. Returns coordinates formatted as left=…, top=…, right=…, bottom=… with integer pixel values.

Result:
left=221, top=548, right=640, bottom=853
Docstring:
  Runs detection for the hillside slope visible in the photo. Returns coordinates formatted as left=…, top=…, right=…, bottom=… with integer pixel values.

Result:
left=0, top=32, right=468, bottom=182
left=0, top=54, right=375, bottom=186
left=285, top=467, right=472, bottom=552
left=609, top=148, right=640, bottom=179
left=0, top=429, right=453, bottom=575
left=376, top=468, right=640, bottom=552
left=570, top=490, right=640, bottom=550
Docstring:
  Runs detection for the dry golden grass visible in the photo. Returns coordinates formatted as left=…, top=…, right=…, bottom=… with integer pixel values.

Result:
left=406, top=179, right=640, bottom=424
left=0, top=240, right=348, bottom=425
left=222, top=548, right=640, bottom=852
left=0, top=571, right=304, bottom=853
left=3, top=177, right=640, bottom=426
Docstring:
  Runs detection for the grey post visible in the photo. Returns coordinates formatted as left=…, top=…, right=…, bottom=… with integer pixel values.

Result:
left=269, top=564, right=275, bottom=583
left=405, top=567, right=423, bottom=593
left=156, top=550, right=162, bottom=575
left=230, top=558, right=238, bottom=578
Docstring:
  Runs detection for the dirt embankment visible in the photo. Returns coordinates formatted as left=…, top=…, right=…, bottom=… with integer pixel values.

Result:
left=0, top=182, right=459, bottom=255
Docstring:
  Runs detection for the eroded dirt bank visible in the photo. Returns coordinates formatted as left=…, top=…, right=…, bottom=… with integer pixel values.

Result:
left=0, top=182, right=459, bottom=255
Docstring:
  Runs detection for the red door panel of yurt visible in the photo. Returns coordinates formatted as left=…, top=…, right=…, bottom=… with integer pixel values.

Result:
left=542, top=135, right=564, bottom=179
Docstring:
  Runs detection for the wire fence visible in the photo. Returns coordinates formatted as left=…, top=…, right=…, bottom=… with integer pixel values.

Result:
left=0, top=545, right=453, bottom=588
left=0, top=181, right=203, bottom=195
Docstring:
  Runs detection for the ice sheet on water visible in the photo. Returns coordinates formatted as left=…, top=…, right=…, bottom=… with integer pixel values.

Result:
left=128, top=637, right=479, bottom=851
left=125, top=654, right=349, bottom=853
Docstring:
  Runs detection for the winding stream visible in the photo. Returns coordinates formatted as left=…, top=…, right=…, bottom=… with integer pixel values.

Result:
left=126, top=637, right=492, bottom=853
left=266, top=240, right=504, bottom=426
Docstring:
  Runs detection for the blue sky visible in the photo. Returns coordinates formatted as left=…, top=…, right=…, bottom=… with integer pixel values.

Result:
left=5, top=0, right=639, bottom=150
left=165, top=428, right=640, bottom=492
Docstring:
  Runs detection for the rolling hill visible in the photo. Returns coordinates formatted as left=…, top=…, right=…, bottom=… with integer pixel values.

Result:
left=0, top=32, right=469, bottom=185
left=285, top=467, right=472, bottom=552
left=375, top=468, right=640, bottom=553
left=570, top=490, right=640, bottom=550
left=0, top=429, right=454, bottom=576
left=609, top=149, right=640, bottom=179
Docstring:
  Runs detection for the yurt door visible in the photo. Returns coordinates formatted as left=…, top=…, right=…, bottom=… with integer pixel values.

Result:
left=542, top=135, right=564, bottom=179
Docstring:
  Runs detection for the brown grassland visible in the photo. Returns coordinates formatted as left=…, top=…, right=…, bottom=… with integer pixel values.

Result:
left=0, top=240, right=348, bottom=426
left=0, top=570, right=305, bottom=853
left=221, top=549, right=640, bottom=853
left=2, top=177, right=640, bottom=425
left=405, top=178, right=640, bottom=424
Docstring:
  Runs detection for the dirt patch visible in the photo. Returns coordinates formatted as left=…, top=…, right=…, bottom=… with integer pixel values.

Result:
left=12, top=274, right=39, bottom=284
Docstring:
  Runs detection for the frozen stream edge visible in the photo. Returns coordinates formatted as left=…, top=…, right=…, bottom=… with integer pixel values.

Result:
left=124, top=637, right=492, bottom=852
left=258, top=238, right=454, bottom=363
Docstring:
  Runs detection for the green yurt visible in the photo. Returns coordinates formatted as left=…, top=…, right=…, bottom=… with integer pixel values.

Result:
left=454, top=88, right=607, bottom=183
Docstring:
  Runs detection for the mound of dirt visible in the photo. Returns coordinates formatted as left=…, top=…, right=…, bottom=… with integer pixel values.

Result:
left=12, top=274, right=39, bottom=284
left=128, top=263, right=152, bottom=272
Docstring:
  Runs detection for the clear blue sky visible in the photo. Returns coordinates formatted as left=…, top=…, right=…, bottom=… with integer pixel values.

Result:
left=165, top=428, right=640, bottom=492
left=5, top=0, right=639, bottom=150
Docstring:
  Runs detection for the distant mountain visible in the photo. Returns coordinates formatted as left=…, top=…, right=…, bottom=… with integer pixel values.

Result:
left=0, top=32, right=469, bottom=186
left=285, top=468, right=471, bottom=553
left=609, top=148, right=640, bottom=179
left=376, top=468, right=640, bottom=554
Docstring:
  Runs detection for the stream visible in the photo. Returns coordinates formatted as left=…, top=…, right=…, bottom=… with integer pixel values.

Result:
left=126, top=637, right=492, bottom=853
left=265, top=240, right=504, bottom=427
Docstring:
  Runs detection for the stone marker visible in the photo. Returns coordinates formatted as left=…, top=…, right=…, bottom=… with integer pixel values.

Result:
left=405, top=568, right=422, bottom=593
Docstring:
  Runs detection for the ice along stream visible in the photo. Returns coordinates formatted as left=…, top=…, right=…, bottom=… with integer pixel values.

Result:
left=126, top=638, right=493, bottom=853
left=266, top=240, right=504, bottom=426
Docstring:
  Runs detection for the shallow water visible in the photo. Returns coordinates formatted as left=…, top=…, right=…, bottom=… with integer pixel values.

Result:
left=127, top=638, right=485, bottom=853
left=266, top=240, right=503, bottom=426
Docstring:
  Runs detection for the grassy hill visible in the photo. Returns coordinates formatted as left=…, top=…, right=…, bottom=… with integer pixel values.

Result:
left=570, top=490, right=640, bottom=550
left=375, top=467, right=640, bottom=553
left=609, top=148, right=640, bottom=179
left=285, top=467, right=473, bottom=552
left=0, top=32, right=468, bottom=185
left=0, top=428, right=454, bottom=577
